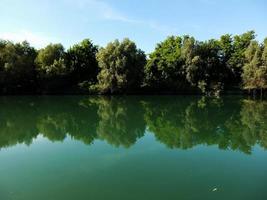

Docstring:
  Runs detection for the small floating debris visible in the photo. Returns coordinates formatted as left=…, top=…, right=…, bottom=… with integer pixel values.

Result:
left=212, top=188, right=218, bottom=192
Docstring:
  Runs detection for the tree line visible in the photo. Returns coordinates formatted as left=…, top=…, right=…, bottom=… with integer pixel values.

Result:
left=0, top=31, right=266, bottom=95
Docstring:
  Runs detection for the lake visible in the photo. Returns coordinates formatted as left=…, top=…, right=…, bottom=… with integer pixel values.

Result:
left=0, top=96, right=266, bottom=200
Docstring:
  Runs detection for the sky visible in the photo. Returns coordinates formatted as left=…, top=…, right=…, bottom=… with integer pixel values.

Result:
left=0, top=0, right=266, bottom=53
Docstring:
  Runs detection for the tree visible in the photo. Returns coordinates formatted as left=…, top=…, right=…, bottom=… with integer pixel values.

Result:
left=96, top=38, right=146, bottom=94
left=182, top=38, right=226, bottom=95
left=144, top=36, right=187, bottom=91
left=255, top=66, right=267, bottom=93
left=35, top=43, right=72, bottom=92
left=262, top=38, right=267, bottom=66
left=67, top=39, right=98, bottom=85
left=219, top=34, right=233, bottom=62
left=0, top=40, right=37, bottom=93
left=242, top=41, right=267, bottom=93
left=182, top=36, right=200, bottom=86
left=35, top=43, right=68, bottom=78
left=257, top=38, right=267, bottom=92
left=218, top=34, right=236, bottom=87
left=242, top=41, right=260, bottom=91
left=0, top=31, right=266, bottom=95
left=228, top=31, right=255, bottom=85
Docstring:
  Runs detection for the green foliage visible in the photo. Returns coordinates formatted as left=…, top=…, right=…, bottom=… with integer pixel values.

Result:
left=187, top=39, right=226, bottom=94
left=96, top=38, right=146, bottom=94
left=262, top=38, right=267, bottom=66
left=144, top=35, right=231, bottom=95
left=228, top=31, right=255, bottom=83
left=182, top=36, right=198, bottom=85
left=144, top=36, right=186, bottom=90
left=0, top=31, right=266, bottom=95
left=242, top=40, right=267, bottom=91
left=219, top=34, right=234, bottom=62
left=35, top=43, right=69, bottom=78
left=0, top=40, right=36, bottom=92
left=67, top=39, right=98, bottom=84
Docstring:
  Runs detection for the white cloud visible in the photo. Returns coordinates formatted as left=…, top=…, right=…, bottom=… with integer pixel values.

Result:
left=0, top=30, right=59, bottom=48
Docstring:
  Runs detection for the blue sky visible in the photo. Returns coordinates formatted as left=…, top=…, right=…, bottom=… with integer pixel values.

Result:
left=0, top=0, right=266, bottom=53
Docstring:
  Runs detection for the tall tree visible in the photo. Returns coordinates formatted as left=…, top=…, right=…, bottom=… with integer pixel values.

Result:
left=228, top=31, right=255, bottom=85
left=182, top=38, right=226, bottom=95
left=144, top=36, right=186, bottom=91
left=35, top=43, right=68, bottom=77
left=0, top=40, right=37, bottom=93
left=242, top=41, right=267, bottom=92
left=96, top=38, right=146, bottom=94
left=35, top=43, right=71, bottom=92
left=262, top=38, right=267, bottom=66
left=67, top=39, right=98, bottom=85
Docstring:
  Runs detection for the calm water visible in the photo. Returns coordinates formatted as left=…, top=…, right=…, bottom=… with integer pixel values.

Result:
left=0, top=96, right=267, bottom=200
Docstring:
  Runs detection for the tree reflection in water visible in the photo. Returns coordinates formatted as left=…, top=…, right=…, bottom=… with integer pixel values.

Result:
left=0, top=96, right=266, bottom=154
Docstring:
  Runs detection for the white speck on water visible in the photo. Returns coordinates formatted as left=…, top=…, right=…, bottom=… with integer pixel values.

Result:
left=212, top=188, right=218, bottom=192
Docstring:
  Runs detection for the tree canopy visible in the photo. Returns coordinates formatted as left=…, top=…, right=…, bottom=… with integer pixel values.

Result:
left=0, top=40, right=36, bottom=93
left=242, top=39, right=267, bottom=93
left=67, top=39, right=98, bottom=85
left=96, top=38, right=146, bottom=94
left=144, top=36, right=186, bottom=91
left=0, top=31, right=266, bottom=95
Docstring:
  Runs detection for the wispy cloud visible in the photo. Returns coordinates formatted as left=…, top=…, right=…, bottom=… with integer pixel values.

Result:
left=67, top=0, right=178, bottom=34
left=0, top=0, right=178, bottom=48
left=0, top=30, right=59, bottom=48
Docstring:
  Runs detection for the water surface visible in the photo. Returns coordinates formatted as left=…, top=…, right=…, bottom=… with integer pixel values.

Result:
left=0, top=96, right=267, bottom=200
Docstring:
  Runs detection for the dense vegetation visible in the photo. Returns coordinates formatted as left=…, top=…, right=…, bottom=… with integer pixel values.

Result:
left=0, top=31, right=266, bottom=95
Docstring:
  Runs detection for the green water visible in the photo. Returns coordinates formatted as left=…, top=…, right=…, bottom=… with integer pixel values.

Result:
left=0, top=96, right=267, bottom=200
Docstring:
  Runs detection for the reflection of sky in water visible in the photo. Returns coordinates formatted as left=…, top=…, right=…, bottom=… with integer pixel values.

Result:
left=0, top=125, right=267, bottom=199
